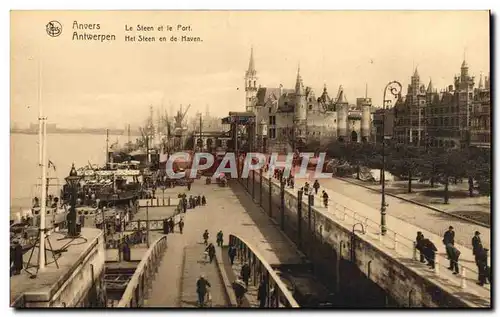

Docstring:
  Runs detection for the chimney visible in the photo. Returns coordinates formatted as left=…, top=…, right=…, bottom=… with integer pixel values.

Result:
left=279, top=84, right=283, bottom=97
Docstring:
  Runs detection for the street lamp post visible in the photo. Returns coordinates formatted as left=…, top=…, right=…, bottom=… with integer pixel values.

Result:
left=65, top=163, right=81, bottom=237
left=380, top=81, right=402, bottom=236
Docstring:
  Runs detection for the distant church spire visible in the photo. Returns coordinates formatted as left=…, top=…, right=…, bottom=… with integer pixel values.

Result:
left=427, top=78, right=434, bottom=93
left=413, top=66, right=419, bottom=78
left=295, top=64, right=304, bottom=95
left=246, top=46, right=256, bottom=76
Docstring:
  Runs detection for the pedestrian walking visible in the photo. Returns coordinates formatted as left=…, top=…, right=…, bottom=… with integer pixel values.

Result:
left=179, top=219, right=184, bottom=234
left=228, top=244, right=237, bottom=265
left=313, top=180, right=320, bottom=195
left=422, top=238, right=437, bottom=269
left=240, top=262, right=251, bottom=288
left=477, top=248, right=490, bottom=286
left=206, top=243, right=216, bottom=263
left=216, top=230, right=224, bottom=247
left=257, top=280, right=267, bottom=308
left=443, top=226, right=455, bottom=245
left=443, top=226, right=455, bottom=259
left=446, top=243, right=461, bottom=274
left=168, top=218, right=175, bottom=233
left=202, top=195, right=206, bottom=206
left=187, top=182, right=192, bottom=191
left=203, top=230, right=209, bottom=245
left=196, top=274, right=211, bottom=307
left=232, top=279, right=247, bottom=307
left=415, top=231, right=426, bottom=263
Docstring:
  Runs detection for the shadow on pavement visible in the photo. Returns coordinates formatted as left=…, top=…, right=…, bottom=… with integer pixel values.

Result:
left=226, top=180, right=302, bottom=266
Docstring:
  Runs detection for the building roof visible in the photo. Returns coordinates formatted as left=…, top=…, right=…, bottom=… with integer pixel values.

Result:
left=295, top=66, right=305, bottom=95
left=246, top=47, right=256, bottom=77
left=427, top=79, right=434, bottom=93
left=335, top=85, right=348, bottom=104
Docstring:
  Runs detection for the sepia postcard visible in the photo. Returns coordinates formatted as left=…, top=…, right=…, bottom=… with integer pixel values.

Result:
left=9, top=10, right=491, bottom=309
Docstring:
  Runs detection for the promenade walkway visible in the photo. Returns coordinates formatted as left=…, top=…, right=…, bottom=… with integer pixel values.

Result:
left=260, top=171, right=490, bottom=307
left=144, top=179, right=302, bottom=307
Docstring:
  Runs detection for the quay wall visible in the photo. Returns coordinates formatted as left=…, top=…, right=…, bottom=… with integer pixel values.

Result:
left=22, top=230, right=106, bottom=307
left=244, top=173, right=468, bottom=307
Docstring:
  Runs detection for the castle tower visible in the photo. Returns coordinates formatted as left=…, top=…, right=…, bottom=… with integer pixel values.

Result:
left=411, top=67, right=420, bottom=96
left=460, top=59, right=469, bottom=80
left=360, top=85, right=372, bottom=142
left=335, top=85, right=349, bottom=141
left=294, top=65, right=307, bottom=142
left=245, top=47, right=258, bottom=112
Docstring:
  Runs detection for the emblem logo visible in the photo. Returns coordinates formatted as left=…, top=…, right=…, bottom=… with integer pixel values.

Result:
left=46, top=21, right=62, bottom=37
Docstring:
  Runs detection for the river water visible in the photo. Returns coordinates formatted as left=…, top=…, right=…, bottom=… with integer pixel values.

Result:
left=10, top=133, right=127, bottom=216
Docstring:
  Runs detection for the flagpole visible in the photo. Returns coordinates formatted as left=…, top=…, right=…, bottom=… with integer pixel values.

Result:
left=38, top=51, right=47, bottom=270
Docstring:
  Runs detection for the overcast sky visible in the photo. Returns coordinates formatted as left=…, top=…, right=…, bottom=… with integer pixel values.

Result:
left=11, top=11, right=489, bottom=128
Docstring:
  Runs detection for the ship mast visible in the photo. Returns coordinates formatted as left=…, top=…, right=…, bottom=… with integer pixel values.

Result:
left=38, top=52, right=47, bottom=270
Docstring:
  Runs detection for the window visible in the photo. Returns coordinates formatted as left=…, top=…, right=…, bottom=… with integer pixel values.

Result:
left=269, top=128, right=276, bottom=139
left=269, top=116, right=276, bottom=125
left=309, top=105, right=313, bottom=110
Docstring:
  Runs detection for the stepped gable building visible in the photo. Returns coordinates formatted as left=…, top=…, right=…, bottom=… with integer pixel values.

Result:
left=393, top=59, right=490, bottom=149
left=244, top=48, right=372, bottom=151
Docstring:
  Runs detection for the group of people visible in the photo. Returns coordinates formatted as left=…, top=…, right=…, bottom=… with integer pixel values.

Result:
left=415, top=226, right=490, bottom=286
left=177, top=193, right=207, bottom=214
left=298, top=180, right=329, bottom=207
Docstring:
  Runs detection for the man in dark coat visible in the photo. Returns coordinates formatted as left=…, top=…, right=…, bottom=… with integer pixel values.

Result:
left=240, top=262, right=251, bottom=288
left=216, top=230, right=223, bottom=247
left=205, top=243, right=216, bottom=263
left=422, top=238, right=437, bottom=269
left=313, top=180, right=320, bottom=195
left=196, top=274, right=211, bottom=307
left=178, top=219, right=184, bottom=234
left=443, top=226, right=455, bottom=259
left=168, top=218, right=175, bottom=233
left=472, top=231, right=483, bottom=262
left=477, top=248, right=489, bottom=286
left=228, top=245, right=237, bottom=265
left=446, top=243, right=461, bottom=274
left=443, top=226, right=455, bottom=245
left=415, top=231, right=426, bottom=263
left=257, top=280, right=267, bottom=308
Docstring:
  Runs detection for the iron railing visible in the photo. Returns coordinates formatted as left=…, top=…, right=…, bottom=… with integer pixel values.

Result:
left=229, top=234, right=299, bottom=308
left=116, top=235, right=168, bottom=307
left=256, top=171, right=489, bottom=292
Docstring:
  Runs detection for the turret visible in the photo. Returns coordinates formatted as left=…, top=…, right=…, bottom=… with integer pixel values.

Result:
left=335, top=85, right=349, bottom=141
left=245, top=47, right=258, bottom=112
left=411, top=67, right=420, bottom=95
left=294, top=65, right=307, bottom=141
left=360, top=95, right=371, bottom=142
left=478, top=73, right=484, bottom=89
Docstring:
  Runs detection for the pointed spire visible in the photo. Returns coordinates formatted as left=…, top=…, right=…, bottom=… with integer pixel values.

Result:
left=323, top=83, right=327, bottom=92
left=295, top=64, right=304, bottom=95
left=335, top=85, right=348, bottom=104
left=246, top=46, right=256, bottom=76
left=413, top=66, right=419, bottom=78
left=462, top=47, right=468, bottom=68
left=478, top=72, right=484, bottom=89
left=427, top=78, right=434, bottom=93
